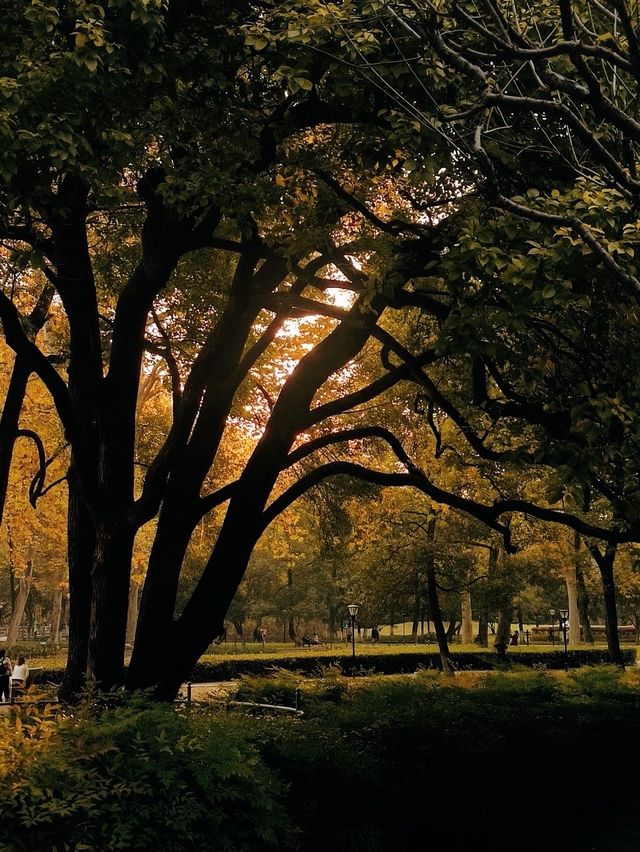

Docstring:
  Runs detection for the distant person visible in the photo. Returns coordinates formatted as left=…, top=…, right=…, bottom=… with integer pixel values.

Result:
left=0, top=649, right=12, bottom=702
left=11, top=655, right=29, bottom=689
left=510, top=630, right=519, bottom=646
left=260, top=627, right=267, bottom=647
left=371, top=626, right=380, bottom=644
left=253, top=626, right=261, bottom=643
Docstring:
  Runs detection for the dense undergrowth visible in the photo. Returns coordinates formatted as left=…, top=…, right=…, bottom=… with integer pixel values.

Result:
left=2, top=668, right=640, bottom=851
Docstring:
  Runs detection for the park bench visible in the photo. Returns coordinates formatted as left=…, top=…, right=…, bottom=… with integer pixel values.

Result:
left=301, top=635, right=322, bottom=647
left=10, top=667, right=42, bottom=702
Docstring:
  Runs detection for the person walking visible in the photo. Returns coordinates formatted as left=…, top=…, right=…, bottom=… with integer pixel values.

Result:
left=0, top=649, right=12, bottom=702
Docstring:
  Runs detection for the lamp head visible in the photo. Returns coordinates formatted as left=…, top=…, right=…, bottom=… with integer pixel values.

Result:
left=560, top=608, right=569, bottom=620
left=347, top=604, right=359, bottom=619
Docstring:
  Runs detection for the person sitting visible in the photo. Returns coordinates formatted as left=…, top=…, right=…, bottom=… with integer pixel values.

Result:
left=302, top=634, right=320, bottom=646
left=11, top=655, right=29, bottom=695
left=510, top=630, right=519, bottom=646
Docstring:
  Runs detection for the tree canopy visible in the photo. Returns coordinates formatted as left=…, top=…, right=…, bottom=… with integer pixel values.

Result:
left=2, top=0, right=640, bottom=695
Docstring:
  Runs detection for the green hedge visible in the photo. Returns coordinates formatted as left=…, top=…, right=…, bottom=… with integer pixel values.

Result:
left=185, top=648, right=636, bottom=681
left=36, top=648, right=636, bottom=687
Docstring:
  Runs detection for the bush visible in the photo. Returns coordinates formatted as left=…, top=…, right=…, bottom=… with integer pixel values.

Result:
left=32, top=648, right=638, bottom=690
left=0, top=701, right=289, bottom=851
left=188, top=648, right=635, bottom=681
left=234, top=667, right=347, bottom=710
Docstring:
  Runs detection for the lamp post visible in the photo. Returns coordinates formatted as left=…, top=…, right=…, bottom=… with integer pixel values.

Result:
left=549, top=609, right=556, bottom=646
left=347, top=604, right=359, bottom=659
left=559, top=608, right=569, bottom=671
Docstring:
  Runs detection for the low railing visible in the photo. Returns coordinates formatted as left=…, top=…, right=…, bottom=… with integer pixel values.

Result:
left=176, top=682, right=303, bottom=716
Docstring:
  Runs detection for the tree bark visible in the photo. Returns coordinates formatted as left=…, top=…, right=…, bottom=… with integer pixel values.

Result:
left=424, top=515, right=453, bottom=673
left=60, top=468, right=94, bottom=700
left=460, top=588, right=473, bottom=644
left=565, top=559, right=581, bottom=647
left=6, top=558, right=34, bottom=648
left=590, top=543, right=623, bottom=665
left=129, top=287, right=380, bottom=697
left=0, top=360, right=30, bottom=526
left=477, top=545, right=498, bottom=646
left=494, top=605, right=513, bottom=660
left=126, top=580, right=140, bottom=646
left=0, top=283, right=55, bottom=525
left=411, top=563, right=421, bottom=641
left=287, top=567, right=297, bottom=641
left=49, top=587, right=63, bottom=646
left=87, top=523, right=136, bottom=687
left=575, top=533, right=594, bottom=643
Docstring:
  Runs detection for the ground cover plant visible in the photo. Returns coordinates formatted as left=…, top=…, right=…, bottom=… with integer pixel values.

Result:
left=3, top=668, right=640, bottom=851
left=256, top=667, right=640, bottom=851
left=0, top=701, right=288, bottom=852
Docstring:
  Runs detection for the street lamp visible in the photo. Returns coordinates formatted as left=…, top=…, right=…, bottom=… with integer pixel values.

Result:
left=347, top=604, right=359, bottom=659
left=558, top=608, right=569, bottom=671
left=549, top=609, right=556, bottom=646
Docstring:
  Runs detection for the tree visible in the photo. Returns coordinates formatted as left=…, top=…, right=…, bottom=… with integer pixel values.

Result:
left=261, top=1, right=640, bottom=661
left=5, top=0, right=639, bottom=701
left=2, top=1, right=485, bottom=698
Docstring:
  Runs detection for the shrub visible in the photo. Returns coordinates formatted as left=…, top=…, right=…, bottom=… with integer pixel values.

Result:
left=30, top=648, right=638, bottom=690
left=0, top=701, right=289, bottom=851
left=234, top=667, right=348, bottom=711
left=188, top=648, right=635, bottom=681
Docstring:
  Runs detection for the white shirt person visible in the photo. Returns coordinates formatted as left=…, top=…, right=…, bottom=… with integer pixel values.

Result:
left=11, top=656, right=29, bottom=687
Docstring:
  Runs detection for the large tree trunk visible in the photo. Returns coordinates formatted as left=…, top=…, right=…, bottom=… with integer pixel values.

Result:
left=589, top=543, right=624, bottom=665
left=494, top=605, right=513, bottom=660
left=476, top=545, right=498, bottom=647
left=6, top=558, right=34, bottom=648
left=424, top=515, right=453, bottom=673
left=575, top=534, right=594, bottom=643
left=460, top=588, right=473, bottom=644
left=564, top=560, right=581, bottom=647
left=87, top=524, right=136, bottom=688
left=60, top=468, right=95, bottom=700
left=129, top=286, right=379, bottom=698
left=445, top=610, right=458, bottom=641
left=127, top=260, right=271, bottom=691
left=49, top=587, right=64, bottom=647
left=126, top=580, right=140, bottom=646
left=411, top=564, right=421, bottom=641
left=287, top=567, right=297, bottom=642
